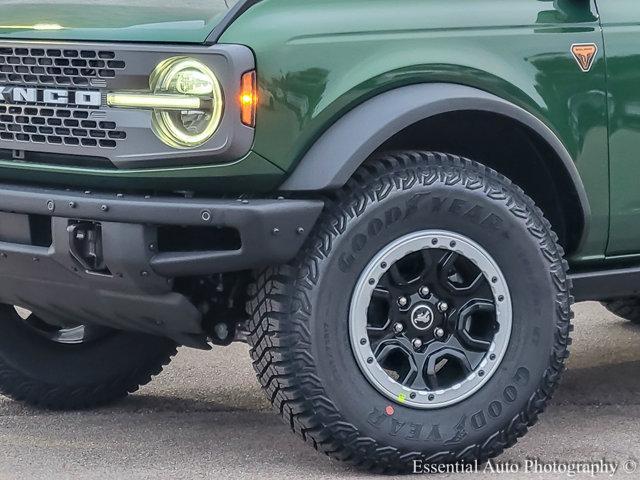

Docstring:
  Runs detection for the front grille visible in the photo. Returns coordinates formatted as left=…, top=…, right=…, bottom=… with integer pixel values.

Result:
left=0, top=45, right=128, bottom=153
left=0, top=47, right=126, bottom=87
left=0, top=104, right=126, bottom=149
left=0, top=40, right=248, bottom=169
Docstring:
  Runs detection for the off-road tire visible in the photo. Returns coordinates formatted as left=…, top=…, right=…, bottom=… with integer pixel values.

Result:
left=603, top=298, right=640, bottom=324
left=247, top=151, right=573, bottom=472
left=0, top=305, right=177, bottom=410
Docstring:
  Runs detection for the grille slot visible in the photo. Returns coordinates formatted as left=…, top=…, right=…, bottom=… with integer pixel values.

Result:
left=0, top=148, right=115, bottom=168
left=0, top=47, right=125, bottom=86
left=0, top=104, right=126, bottom=149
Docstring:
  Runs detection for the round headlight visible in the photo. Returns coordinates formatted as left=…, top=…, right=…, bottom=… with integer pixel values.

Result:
left=150, top=57, right=223, bottom=149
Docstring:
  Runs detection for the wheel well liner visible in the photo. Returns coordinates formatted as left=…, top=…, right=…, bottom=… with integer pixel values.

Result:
left=279, top=83, right=590, bottom=251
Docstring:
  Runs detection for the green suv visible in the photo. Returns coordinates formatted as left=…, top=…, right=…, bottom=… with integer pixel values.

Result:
left=0, top=0, right=636, bottom=472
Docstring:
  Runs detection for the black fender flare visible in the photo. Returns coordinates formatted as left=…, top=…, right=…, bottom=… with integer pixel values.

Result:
left=279, top=83, right=590, bottom=241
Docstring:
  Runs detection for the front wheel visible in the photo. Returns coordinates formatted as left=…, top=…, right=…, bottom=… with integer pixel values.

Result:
left=247, top=151, right=573, bottom=471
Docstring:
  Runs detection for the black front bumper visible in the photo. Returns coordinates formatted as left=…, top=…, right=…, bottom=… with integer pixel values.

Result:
left=0, top=184, right=323, bottom=346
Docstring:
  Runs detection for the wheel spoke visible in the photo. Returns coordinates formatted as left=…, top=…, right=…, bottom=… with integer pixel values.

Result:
left=367, top=326, right=394, bottom=342
left=366, top=325, right=388, bottom=338
left=439, top=250, right=489, bottom=298
left=425, top=363, right=440, bottom=389
left=388, top=263, right=407, bottom=286
left=407, top=351, right=429, bottom=390
left=455, top=282, right=494, bottom=305
left=372, top=330, right=411, bottom=351
left=461, top=348, right=486, bottom=371
left=367, top=325, right=398, bottom=352
left=372, top=286, right=391, bottom=300
left=439, top=251, right=460, bottom=277
left=420, top=249, right=441, bottom=279
left=442, top=335, right=485, bottom=370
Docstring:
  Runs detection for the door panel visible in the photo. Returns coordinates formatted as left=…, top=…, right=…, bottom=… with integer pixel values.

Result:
left=599, top=1, right=640, bottom=254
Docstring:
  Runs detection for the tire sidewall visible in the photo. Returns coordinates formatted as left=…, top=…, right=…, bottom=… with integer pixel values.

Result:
left=301, top=163, right=562, bottom=453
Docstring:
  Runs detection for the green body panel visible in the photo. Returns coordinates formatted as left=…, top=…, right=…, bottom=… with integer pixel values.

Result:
left=221, top=0, right=608, bottom=264
left=597, top=1, right=640, bottom=256
left=0, top=1, right=237, bottom=44
left=0, top=0, right=626, bottom=266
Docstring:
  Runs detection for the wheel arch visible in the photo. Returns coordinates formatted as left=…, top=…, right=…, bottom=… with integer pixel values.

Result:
left=279, top=83, right=590, bottom=253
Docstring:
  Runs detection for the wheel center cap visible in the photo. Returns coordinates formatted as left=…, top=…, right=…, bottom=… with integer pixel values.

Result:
left=410, top=304, right=434, bottom=330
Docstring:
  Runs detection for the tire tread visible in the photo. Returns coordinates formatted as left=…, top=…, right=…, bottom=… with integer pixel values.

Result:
left=247, top=151, right=573, bottom=472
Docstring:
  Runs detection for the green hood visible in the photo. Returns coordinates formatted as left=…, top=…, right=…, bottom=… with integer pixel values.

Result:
left=0, top=1, right=242, bottom=44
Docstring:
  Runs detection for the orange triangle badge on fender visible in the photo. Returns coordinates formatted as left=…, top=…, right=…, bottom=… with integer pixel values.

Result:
left=571, top=43, right=598, bottom=73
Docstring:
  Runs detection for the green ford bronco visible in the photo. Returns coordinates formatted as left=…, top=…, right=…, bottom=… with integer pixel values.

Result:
left=0, top=0, right=638, bottom=472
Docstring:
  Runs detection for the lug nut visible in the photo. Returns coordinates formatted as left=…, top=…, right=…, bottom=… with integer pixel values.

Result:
left=412, top=338, right=423, bottom=350
left=419, top=286, right=430, bottom=298
left=434, top=327, right=445, bottom=339
left=393, top=322, right=404, bottom=333
left=438, top=301, right=449, bottom=313
left=397, top=296, right=409, bottom=308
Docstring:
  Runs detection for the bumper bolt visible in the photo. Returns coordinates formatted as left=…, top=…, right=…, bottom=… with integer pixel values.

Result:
left=397, top=296, right=409, bottom=308
left=419, top=286, right=430, bottom=298
left=412, top=338, right=423, bottom=350
left=434, top=327, right=445, bottom=338
left=438, top=301, right=449, bottom=313
left=393, top=322, right=404, bottom=333
left=46, top=200, right=55, bottom=211
left=200, top=210, right=212, bottom=222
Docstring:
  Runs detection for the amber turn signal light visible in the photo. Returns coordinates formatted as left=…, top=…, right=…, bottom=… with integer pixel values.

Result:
left=240, top=71, right=257, bottom=127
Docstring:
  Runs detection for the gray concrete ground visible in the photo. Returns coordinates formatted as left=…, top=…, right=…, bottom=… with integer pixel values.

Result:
left=0, top=302, right=639, bottom=479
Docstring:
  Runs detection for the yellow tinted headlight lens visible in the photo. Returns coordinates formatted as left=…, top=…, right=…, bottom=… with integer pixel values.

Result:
left=150, top=58, right=223, bottom=149
left=174, top=69, right=215, bottom=96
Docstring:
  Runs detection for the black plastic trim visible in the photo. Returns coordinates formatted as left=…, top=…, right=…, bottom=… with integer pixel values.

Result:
left=570, top=266, right=640, bottom=302
left=0, top=183, right=323, bottom=274
left=280, top=83, right=591, bottom=250
left=0, top=184, right=323, bottom=345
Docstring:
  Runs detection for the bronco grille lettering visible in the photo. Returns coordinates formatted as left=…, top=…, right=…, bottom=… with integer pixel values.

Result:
left=0, top=86, right=101, bottom=107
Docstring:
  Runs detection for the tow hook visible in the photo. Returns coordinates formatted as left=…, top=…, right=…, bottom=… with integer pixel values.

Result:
left=67, top=221, right=108, bottom=273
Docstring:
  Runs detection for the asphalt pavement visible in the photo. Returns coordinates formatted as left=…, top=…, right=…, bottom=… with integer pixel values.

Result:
left=1, top=302, right=639, bottom=479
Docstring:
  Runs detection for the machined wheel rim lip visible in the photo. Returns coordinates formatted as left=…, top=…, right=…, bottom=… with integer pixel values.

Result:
left=14, top=306, right=110, bottom=345
left=349, top=230, right=513, bottom=410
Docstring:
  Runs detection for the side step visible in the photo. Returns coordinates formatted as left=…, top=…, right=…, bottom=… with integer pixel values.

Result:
left=570, top=266, right=640, bottom=302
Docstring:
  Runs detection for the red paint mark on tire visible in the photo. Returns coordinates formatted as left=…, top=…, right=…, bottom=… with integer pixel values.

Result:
left=385, top=405, right=394, bottom=416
